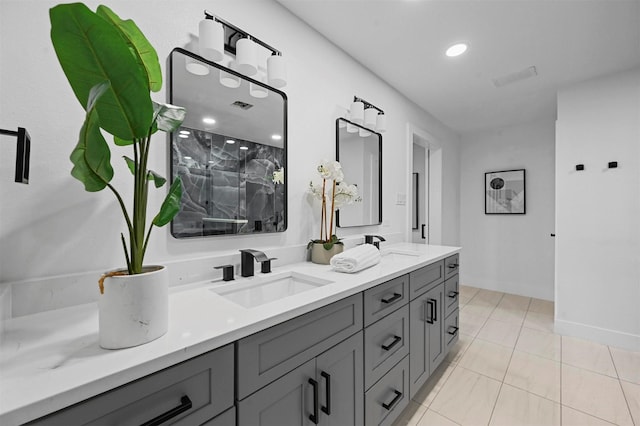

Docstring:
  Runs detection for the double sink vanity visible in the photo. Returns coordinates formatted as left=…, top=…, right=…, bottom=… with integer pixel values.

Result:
left=1, top=243, right=460, bottom=425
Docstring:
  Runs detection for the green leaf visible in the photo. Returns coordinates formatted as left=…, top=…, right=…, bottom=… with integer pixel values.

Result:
left=148, top=170, right=167, bottom=188
left=153, top=177, right=182, bottom=227
left=153, top=102, right=187, bottom=133
left=322, top=241, right=334, bottom=250
left=114, top=136, right=134, bottom=146
left=70, top=82, right=114, bottom=191
left=96, top=5, right=162, bottom=93
left=50, top=3, right=153, bottom=139
left=123, top=155, right=135, bottom=175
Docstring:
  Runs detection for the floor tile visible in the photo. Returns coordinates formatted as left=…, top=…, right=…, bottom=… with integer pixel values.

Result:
left=458, top=338, right=513, bottom=381
left=562, top=335, right=617, bottom=377
left=504, top=350, right=560, bottom=402
left=497, top=293, right=530, bottom=311
left=459, top=310, right=487, bottom=337
left=488, top=306, right=527, bottom=324
left=412, top=362, right=456, bottom=407
left=476, top=318, right=521, bottom=348
left=459, top=285, right=480, bottom=300
left=515, top=327, right=561, bottom=361
left=561, top=406, right=616, bottom=426
left=528, top=298, right=554, bottom=315
left=417, top=409, right=460, bottom=426
left=429, top=367, right=501, bottom=426
left=489, top=384, right=560, bottom=426
left=522, top=310, right=554, bottom=333
left=461, top=301, right=494, bottom=319
left=444, top=332, right=473, bottom=364
left=621, top=380, right=640, bottom=426
left=392, top=400, right=428, bottom=426
left=562, top=364, right=634, bottom=426
left=610, top=346, right=640, bottom=384
left=472, top=289, right=503, bottom=307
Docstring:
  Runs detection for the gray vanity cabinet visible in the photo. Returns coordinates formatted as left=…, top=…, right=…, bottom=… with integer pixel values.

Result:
left=27, top=344, right=235, bottom=426
left=237, top=331, right=364, bottom=426
left=409, top=282, right=445, bottom=398
left=236, top=294, right=364, bottom=426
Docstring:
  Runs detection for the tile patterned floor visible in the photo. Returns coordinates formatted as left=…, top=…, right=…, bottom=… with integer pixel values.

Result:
left=393, top=285, right=640, bottom=426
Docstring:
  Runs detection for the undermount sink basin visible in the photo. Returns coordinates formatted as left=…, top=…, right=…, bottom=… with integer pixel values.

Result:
left=210, top=271, right=334, bottom=308
left=381, top=249, right=421, bottom=258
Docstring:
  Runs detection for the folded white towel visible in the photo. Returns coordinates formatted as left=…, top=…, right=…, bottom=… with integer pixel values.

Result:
left=330, top=244, right=381, bottom=273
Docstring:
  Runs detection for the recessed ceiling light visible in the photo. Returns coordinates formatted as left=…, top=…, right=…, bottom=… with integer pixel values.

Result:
left=184, top=156, right=192, bottom=160
left=445, top=43, right=468, bottom=57
left=240, top=146, right=249, bottom=150
left=202, top=117, right=216, bottom=125
left=179, top=130, right=190, bottom=135
left=226, top=139, right=236, bottom=144
left=178, top=134, right=189, bottom=139
left=271, top=134, right=282, bottom=140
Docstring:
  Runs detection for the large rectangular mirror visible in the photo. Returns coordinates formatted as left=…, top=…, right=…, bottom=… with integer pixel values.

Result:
left=336, top=118, right=382, bottom=227
left=169, top=48, right=287, bottom=238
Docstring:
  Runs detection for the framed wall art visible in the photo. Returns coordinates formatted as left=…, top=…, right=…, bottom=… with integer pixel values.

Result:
left=485, top=169, right=526, bottom=214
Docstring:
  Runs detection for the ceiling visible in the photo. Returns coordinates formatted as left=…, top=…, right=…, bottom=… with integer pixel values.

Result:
left=276, top=0, right=640, bottom=134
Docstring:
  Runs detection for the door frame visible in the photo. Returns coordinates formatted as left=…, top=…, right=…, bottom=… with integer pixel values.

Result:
left=406, top=123, right=442, bottom=245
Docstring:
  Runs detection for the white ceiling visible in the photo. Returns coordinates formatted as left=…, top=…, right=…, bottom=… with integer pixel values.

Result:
left=276, top=0, right=640, bottom=134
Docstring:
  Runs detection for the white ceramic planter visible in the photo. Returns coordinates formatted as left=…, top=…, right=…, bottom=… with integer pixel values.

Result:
left=310, top=243, right=344, bottom=265
left=98, top=265, right=168, bottom=349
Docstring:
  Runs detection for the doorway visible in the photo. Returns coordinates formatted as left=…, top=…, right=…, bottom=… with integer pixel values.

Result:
left=407, top=123, right=442, bottom=245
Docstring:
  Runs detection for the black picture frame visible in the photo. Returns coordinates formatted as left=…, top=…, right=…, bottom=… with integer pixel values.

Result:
left=485, top=169, right=526, bottom=214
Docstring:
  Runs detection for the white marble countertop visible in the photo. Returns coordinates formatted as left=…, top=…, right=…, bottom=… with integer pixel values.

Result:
left=0, top=243, right=460, bottom=425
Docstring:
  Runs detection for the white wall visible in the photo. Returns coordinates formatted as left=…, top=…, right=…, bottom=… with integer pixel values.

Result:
left=460, top=119, right=556, bottom=300
left=555, top=68, right=640, bottom=350
left=0, top=2, right=460, bottom=295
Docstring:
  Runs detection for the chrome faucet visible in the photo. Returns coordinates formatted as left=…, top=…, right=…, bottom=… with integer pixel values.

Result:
left=364, top=235, right=386, bottom=249
left=239, top=249, right=274, bottom=277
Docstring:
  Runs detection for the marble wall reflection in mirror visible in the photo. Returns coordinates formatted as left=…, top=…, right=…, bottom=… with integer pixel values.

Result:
left=169, top=48, right=287, bottom=238
left=336, top=118, right=382, bottom=227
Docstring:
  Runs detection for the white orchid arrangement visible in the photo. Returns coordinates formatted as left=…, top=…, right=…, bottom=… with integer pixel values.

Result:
left=272, top=167, right=285, bottom=184
left=308, top=160, right=361, bottom=250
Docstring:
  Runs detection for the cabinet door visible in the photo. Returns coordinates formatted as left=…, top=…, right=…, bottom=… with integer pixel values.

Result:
left=426, top=283, right=445, bottom=374
left=237, top=359, right=316, bottom=426
left=409, top=293, right=429, bottom=398
left=316, top=332, right=364, bottom=426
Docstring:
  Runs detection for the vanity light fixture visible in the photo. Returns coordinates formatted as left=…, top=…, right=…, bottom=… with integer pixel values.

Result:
left=198, top=13, right=225, bottom=62
left=219, top=60, right=241, bottom=88
left=0, top=126, right=30, bottom=184
left=202, top=117, right=216, bottom=125
left=271, top=134, right=282, bottom=141
left=249, top=76, right=269, bottom=99
left=198, top=10, right=287, bottom=88
left=351, top=96, right=386, bottom=133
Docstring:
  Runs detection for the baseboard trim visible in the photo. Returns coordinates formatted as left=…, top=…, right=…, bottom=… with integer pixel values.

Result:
left=554, top=318, right=640, bottom=351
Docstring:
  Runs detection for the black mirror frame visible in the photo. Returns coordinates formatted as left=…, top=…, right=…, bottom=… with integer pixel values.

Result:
left=335, top=117, right=382, bottom=228
left=167, top=47, right=288, bottom=238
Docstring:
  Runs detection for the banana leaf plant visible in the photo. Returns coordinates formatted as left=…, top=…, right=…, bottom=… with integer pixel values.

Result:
left=50, top=3, right=186, bottom=276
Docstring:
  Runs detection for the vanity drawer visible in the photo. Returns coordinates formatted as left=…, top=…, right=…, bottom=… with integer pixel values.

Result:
left=363, top=274, right=409, bottom=326
left=409, top=261, right=444, bottom=300
left=364, top=356, right=410, bottom=426
left=445, top=308, right=460, bottom=352
left=444, top=275, right=459, bottom=318
left=444, top=253, right=460, bottom=279
left=237, top=293, right=363, bottom=399
left=364, top=304, right=409, bottom=389
left=28, top=344, right=234, bottom=426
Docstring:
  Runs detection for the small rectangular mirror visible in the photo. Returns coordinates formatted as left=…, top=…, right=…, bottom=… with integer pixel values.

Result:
left=169, top=48, right=287, bottom=238
left=336, top=118, right=382, bottom=227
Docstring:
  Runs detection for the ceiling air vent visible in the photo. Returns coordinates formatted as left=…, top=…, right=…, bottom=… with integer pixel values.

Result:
left=231, top=100, right=254, bottom=110
left=492, top=66, right=538, bottom=88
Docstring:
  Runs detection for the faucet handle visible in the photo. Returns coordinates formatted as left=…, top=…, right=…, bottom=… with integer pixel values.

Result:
left=261, top=258, right=278, bottom=274
left=215, top=264, right=235, bottom=281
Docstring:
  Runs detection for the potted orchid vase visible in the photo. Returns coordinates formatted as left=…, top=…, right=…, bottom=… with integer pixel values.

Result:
left=307, top=161, right=361, bottom=264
